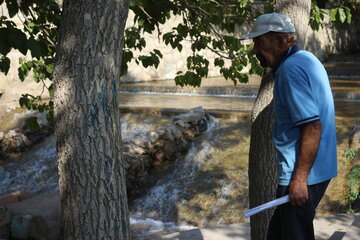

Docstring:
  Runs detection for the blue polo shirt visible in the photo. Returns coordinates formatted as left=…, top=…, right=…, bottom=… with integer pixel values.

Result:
left=273, top=49, right=338, bottom=186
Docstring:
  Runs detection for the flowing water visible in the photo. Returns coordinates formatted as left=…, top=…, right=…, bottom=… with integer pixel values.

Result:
left=0, top=112, right=171, bottom=196
left=0, top=110, right=251, bottom=239
left=129, top=116, right=221, bottom=239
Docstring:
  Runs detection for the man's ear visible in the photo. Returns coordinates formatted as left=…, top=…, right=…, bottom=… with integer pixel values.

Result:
left=276, top=34, right=287, bottom=50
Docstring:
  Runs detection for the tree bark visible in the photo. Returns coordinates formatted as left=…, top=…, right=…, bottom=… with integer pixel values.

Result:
left=248, top=1, right=311, bottom=239
left=275, top=0, right=311, bottom=48
left=248, top=71, right=277, bottom=240
left=53, top=0, right=131, bottom=239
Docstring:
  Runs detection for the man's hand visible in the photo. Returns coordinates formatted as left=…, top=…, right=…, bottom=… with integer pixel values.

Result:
left=289, top=120, right=322, bottom=206
left=289, top=179, right=308, bottom=206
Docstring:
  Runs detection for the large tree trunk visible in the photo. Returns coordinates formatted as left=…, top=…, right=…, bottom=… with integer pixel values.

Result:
left=248, top=71, right=277, bottom=240
left=248, top=1, right=311, bottom=239
left=53, top=0, right=131, bottom=239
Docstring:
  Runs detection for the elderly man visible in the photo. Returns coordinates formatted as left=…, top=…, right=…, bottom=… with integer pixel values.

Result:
left=240, top=13, right=338, bottom=240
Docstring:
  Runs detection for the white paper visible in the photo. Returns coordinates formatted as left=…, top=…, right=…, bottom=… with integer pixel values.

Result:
left=244, top=195, right=290, bottom=217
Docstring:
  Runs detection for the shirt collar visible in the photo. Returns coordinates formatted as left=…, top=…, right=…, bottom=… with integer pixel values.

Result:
left=272, top=43, right=300, bottom=74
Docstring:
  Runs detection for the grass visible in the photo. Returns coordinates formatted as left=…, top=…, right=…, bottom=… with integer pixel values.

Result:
left=318, top=120, right=360, bottom=215
left=347, top=154, right=360, bottom=213
left=344, top=148, right=360, bottom=164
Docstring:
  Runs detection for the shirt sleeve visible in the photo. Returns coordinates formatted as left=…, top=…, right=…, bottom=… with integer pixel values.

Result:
left=281, top=65, right=320, bottom=127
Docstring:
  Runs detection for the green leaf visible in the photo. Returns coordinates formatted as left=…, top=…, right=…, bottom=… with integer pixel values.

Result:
left=34, top=70, right=40, bottom=82
left=338, top=8, right=346, bottom=23
left=0, top=29, right=11, bottom=55
left=153, top=49, right=163, bottom=58
left=176, top=24, right=188, bottom=37
left=46, top=64, right=54, bottom=74
left=48, top=100, right=54, bottom=109
left=5, top=0, right=19, bottom=18
left=24, top=117, right=41, bottom=132
left=8, top=29, right=28, bottom=55
left=175, top=71, right=202, bottom=87
left=214, top=58, right=224, bottom=67
left=19, top=97, right=27, bottom=107
left=330, top=9, right=337, bottom=22
left=26, top=61, right=33, bottom=69
left=38, top=104, right=45, bottom=112
left=138, top=18, right=145, bottom=27
left=345, top=7, right=352, bottom=24
left=46, top=110, right=54, bottom=124
left=237, top=73, right=248, bottom=83
left=18, top=63, right=29, bottom=81
left=48, top=84, right=55, bottom=97
left=174, top=75, right=184, bottom=87
left=26, top=22, right=36, bottom=33
left=177, top=44, right=182, bottom=52
left=120, top=50, right=133, bottom=76
left=27, top=37, right=47, bottom=59
left=0, top=56, right=10, bottom=74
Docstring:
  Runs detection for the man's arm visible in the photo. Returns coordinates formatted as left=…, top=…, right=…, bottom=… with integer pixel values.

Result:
left=289, top=120, right=322, bottom=206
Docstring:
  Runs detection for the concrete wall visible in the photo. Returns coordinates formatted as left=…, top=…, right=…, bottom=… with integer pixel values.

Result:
left=0, top=5, right=52, bottom=107
left=122, top=12, right=222, bottom=82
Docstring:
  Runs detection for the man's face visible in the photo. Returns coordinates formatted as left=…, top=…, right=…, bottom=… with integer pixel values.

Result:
left=252, top=33, right=280, bottom=68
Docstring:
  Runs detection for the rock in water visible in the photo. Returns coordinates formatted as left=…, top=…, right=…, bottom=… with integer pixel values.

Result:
left=0, top=128, right=32, bottom=157
left=123, top=107, right=210, bottom=199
